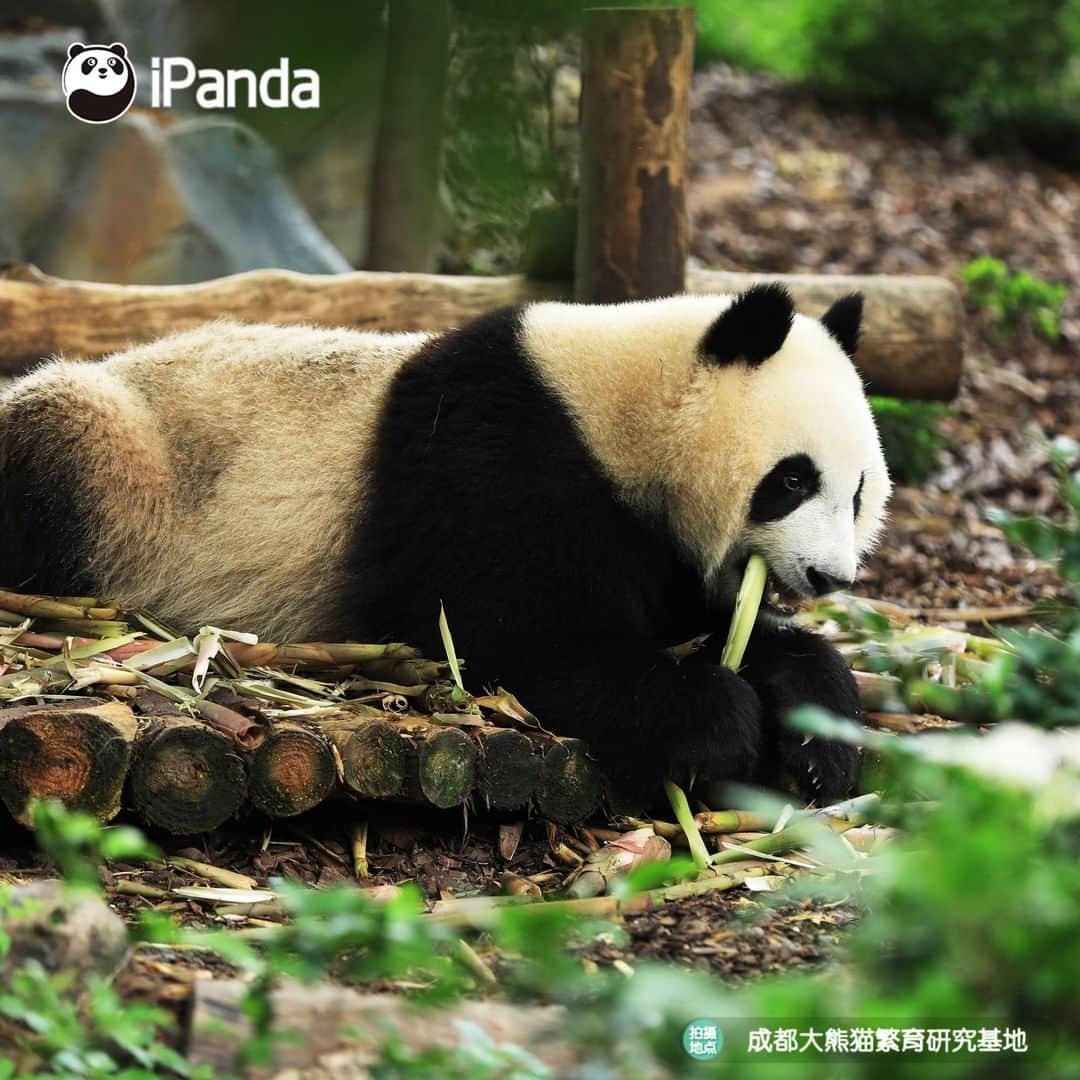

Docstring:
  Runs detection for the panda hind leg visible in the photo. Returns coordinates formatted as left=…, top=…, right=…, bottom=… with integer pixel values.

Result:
left=0, top=365, right=168, bottom=596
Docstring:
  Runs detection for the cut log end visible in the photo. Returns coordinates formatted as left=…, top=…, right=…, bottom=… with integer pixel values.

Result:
left=333, top=717, right=410, bottom=799
left=0, top=701, right=137, bottom=825
left=417, top=726, right=477, bottom=809
left=477, top=728, right=538, bottom=812
left=536, top=738, right=602, bottom=826
left=129, top=717, right=246, bottom=834
left=248, top=722, right=338, bottom=817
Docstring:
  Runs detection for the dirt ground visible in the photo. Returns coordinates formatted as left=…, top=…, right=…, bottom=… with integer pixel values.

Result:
left=3, top=67, right=1077, bottom=1019
left=690, top=65, right=1079, bottom=614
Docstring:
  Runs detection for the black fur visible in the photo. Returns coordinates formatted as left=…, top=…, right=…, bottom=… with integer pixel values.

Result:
left=821, top=293, right=864, bottom=358
left=350, top=306, right=859, bottom=801
left=700, top=283, right=795, bottom=368
left=0, top=393, right=97, bottom=595
left=749, top=453, right=821, bottom=523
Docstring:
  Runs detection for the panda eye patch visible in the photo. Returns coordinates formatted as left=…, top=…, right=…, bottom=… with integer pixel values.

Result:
left=750, top=453, right=821, bottom=523
left=108, top=57, right=121, bottom=70
left=82, top=56, right=97, bottom=74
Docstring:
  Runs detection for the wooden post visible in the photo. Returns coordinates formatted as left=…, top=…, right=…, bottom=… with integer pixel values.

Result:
left=575, top=6, right=695, bottom=302
left=366, top=0, right=451, bottom=271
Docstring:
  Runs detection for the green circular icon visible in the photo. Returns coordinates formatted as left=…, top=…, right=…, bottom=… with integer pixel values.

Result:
left=683, top=1019, right=723, bottom=1060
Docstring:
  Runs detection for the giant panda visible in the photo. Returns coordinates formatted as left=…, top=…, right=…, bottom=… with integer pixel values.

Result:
left=0, top=285, right=890, bottom=799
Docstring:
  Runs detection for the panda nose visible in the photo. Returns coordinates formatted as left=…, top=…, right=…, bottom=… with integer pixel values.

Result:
left=806, top=567, right=852, bottom=596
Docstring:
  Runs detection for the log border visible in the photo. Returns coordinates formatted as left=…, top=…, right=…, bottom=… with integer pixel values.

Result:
left=0, top=263, right=962, bottom=398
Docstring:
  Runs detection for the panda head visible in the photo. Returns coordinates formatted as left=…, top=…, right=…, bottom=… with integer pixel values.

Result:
left=62, top=42, right=136, bottom=124
left=523, top=285, right=891, bottom=599
left=691, top=284, right=891, bottom=598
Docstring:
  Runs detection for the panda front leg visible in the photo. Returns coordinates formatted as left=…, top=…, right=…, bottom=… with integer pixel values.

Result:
left=735, top=620, right=862, bottom=801
left=521, top=649, right=765, bottom=799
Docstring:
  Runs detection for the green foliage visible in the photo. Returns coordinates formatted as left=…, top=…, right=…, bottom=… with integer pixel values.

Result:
left=963, top=257, right=1068, bottom=342
left=870, top=397, right=950, bottom=485
left=29, top=800, right=159, bottom=892
left=0, top=961, right=205, bottom=1080
left=695, top=0, right=1080, bottom=166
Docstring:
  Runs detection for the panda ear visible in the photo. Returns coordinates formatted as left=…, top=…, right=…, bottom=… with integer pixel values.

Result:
left=68, top=42, right=86, bottom=58
left=700, top=283, right=795, bottom=368
left=821, top=292, right=863, bottom=358
left=108, top=42, right=127, bottom=58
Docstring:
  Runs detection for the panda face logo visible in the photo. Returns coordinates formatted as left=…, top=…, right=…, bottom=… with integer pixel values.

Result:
left=62, top=42, right=137, bottom=124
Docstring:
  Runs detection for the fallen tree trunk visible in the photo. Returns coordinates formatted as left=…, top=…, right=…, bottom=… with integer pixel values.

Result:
left=0, top=263, right=962, bottom=398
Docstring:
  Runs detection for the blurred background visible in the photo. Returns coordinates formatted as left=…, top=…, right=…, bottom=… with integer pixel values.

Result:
left=0, top=0, right=1076, bottom=614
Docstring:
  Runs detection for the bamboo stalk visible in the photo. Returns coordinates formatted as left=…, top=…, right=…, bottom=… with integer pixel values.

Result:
left=352, top=821, right=369, bottom=880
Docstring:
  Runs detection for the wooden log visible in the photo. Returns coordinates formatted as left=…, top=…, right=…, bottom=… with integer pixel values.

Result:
left=247, top=719, right=338, bottom=818
left=535, top=737, right=602, bottom=825
left=0, top=700, right=137, bottom=825
left=367, top=0, right=451, bottom=271
left=0, top=263, right=962, bottom=398
left=575, top=6, right=695, bottom=302
left=319, top=710, right=411, bottom=799
left=688, top=269, right=964, bottom=400
left=397, top=721, right=478, bottom=810
left=476, top=727, right=539, bottom=812
left=128, top=715, right=246, bottom=834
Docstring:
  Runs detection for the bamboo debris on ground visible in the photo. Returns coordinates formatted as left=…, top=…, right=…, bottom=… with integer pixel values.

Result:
left=0, top=588, right=606, bottom=830
left=0, top=581, right=991, bottom=836
left=566, top=828, right=672, bottom=899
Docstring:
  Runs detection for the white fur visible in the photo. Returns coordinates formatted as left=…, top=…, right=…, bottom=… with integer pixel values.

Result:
left=2, top=322, right=428, bottom=639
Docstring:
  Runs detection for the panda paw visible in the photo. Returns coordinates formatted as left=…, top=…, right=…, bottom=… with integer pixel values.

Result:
left=777, top=729, right=859, bottom=803
left=662, top=667, right=764, bottom=790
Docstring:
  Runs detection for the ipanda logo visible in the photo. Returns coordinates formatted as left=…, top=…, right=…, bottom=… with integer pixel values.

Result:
left=63, top=40, right=319, bottom=124
left=63, top=42, right=137, bottom=124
